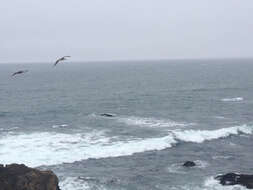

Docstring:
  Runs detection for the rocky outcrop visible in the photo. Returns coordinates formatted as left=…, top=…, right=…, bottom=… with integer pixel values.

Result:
left=215, top=173, right=253, bottom=189
left=0, top=164, right=60, bottom=190
left=182, top=161, right=196, bottom=167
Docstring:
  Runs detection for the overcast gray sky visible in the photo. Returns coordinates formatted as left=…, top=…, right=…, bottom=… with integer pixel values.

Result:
left=1, top=0, right=253, bottom=63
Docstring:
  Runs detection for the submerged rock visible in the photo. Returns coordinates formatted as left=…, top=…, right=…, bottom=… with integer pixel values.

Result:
left=0, top=164, right=60, bottom=190
left=100, top=113, right=115, bottom=117
left=215, top=173, right=253, bottom=189
left=182, top=161, right=196, bottom=167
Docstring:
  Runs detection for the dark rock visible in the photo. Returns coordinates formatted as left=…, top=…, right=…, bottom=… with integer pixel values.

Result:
left=215, top=173, right=253, bottom=189
left=100, top=113, right=115, bottom=117
left=0, top=164, right=60, bottom=190
left=182, top=161, right=196, bottom=167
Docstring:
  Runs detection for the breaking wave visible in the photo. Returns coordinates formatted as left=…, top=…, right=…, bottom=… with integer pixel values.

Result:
left=172, top=125, right=252, bottom=143
left=0, top=125, right=251, bottom=167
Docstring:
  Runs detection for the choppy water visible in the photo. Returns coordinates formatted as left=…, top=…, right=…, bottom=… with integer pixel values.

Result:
left=0, top=59, right=253, bottom=190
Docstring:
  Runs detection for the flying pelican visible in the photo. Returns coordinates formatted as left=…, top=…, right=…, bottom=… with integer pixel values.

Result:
left=12, top=70, right=28, bottom=77
left=54, top=56, right=71, bottom=66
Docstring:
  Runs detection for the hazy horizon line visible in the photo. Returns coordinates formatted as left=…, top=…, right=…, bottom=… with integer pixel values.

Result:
left=1, top=56, right=253, bottom=65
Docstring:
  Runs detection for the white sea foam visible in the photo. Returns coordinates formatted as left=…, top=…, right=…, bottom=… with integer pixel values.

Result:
left=59, top=177, right=93, bottom=190
left=214, top=116, right=227, bottom=120
left=172, top=125, right=252, bottom=143
left=212, top=155, right=233, bottom=160
left=117, top=116, right=190, bottom=128
left=0, top=130, right=176, bottom=167
left=0, top=125, right=252, bottom=167
left=195, top=160, right=209, bottom=168
left=203, top=177, right=247, bottom=190
left=221, top=97, right=244, bottom=102
left=60, top=177, right=90, bottom=190
left=52, top=124, right=69, bottom=129
left=59, top=177, right=110, bottom=190
left=173, top=177, right=248, bottom=190
left=167, top=163, right=187, bottom=174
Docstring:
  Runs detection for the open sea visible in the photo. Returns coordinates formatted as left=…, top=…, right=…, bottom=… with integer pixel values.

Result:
left=0, top=59, right=253, bottom=190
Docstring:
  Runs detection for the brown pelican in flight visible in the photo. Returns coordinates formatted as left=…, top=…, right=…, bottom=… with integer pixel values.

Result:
left=12, top=70, right=28, bottom=77
left=54, top=56, right=71, bottom=66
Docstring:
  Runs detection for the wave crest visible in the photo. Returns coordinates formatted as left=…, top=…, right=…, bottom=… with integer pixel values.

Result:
left=173, top=125, right=252, bottom=143
left=0, top=125, right=251, bottom=167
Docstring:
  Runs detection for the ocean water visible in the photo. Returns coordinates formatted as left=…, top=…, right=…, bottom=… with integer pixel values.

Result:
left=0, top=59, right=253, bottom=190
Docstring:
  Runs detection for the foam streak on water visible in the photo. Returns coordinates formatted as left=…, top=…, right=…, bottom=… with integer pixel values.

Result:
left=221, top=97, right=244, bottom=102
left=117, top=116, right=190, bottom=128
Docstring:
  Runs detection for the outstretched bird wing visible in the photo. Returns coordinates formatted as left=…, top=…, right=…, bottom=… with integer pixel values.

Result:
left=54, top=56, right=71, bottom=66
left=54, top=58, right=62, bottom=66
left=12, top=71, right=20, bottom=76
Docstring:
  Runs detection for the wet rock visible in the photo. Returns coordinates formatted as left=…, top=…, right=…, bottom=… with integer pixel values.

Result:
left=100, top=113, right=115, bottom=117
left=215, top=173, right=253, bottom=189
left=182, top=161, right=196, bottom=167
left=0, top=163, right=60, bottom=190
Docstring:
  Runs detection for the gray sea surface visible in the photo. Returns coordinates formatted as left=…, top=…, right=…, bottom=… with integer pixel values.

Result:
left=0, top=59, right=253, bottom=190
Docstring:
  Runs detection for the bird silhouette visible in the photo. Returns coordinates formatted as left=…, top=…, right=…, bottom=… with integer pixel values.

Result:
left=12, top=70, right=28, bottom=77
left=54, top=56, right=71, bottom=66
